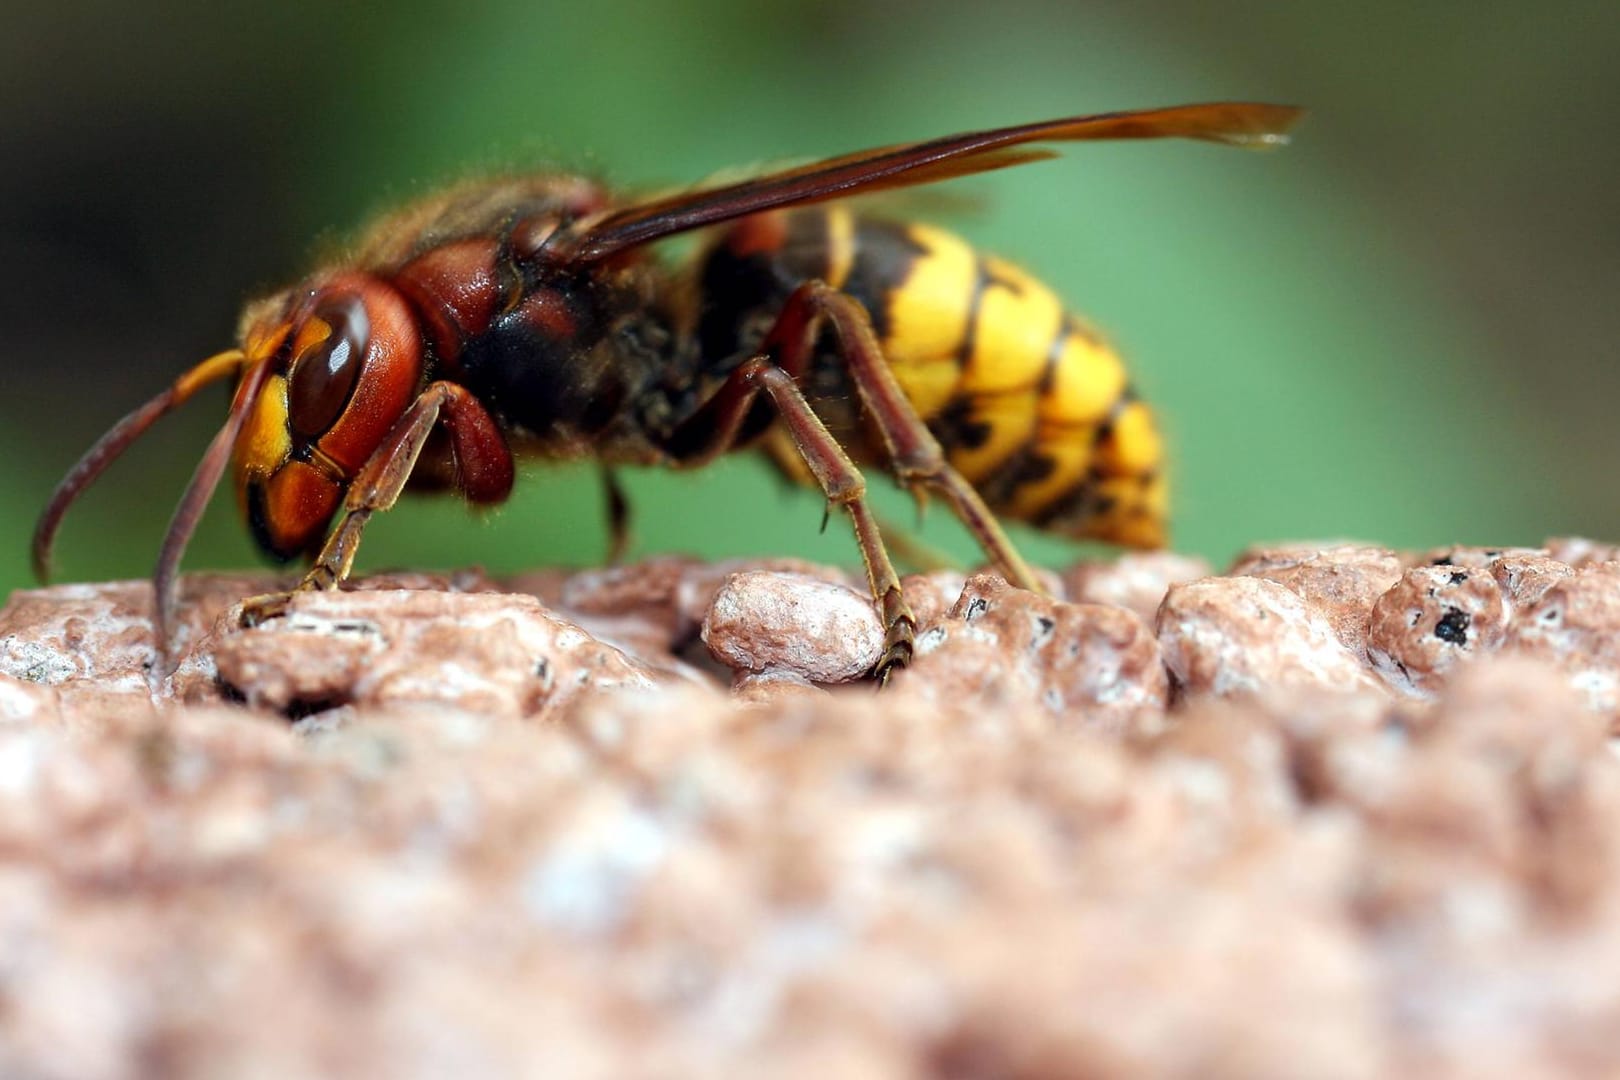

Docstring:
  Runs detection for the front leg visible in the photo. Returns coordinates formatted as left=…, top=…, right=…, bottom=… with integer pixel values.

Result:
left=241, top=380, right=513, bottom=626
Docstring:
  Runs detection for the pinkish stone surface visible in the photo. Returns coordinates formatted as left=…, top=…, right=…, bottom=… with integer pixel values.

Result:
left=1157, top=576, right=1384, bottom=701
left=731, top=668, right=829, bottom=705
left=0, top=574, right=286, bottom=718
left=5, top=546, right=1620, bottom=1078
left=215, top=588, right=662, bottom=720
left=559, top=556, right=700, bottom=640
left=1421, top=543, right=1548, bottom=569
left=899, top=569, right=970, bottom=632
left=1065, top=550, right=1211, bottom=625
left=1490, top=553, right=1574, bottom=609
left=1367, top=564, right=1512, bottom=697
left=701, top=570, right=884, bottom=683
left=1231, top=544, right=1404, bottom=661
left=1543, top=536, right=1620, bottom=568
left=1505, top=564, right=1620, bottom=723
left=903, top=572, right=1168, bottom=734
left=676, top=557, right=856, bottom=640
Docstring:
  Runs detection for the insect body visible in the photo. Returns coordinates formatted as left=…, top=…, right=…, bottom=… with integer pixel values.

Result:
left=33, top=103, right=1301, bottom=681
left=697, top=206, right=1166, bottom=550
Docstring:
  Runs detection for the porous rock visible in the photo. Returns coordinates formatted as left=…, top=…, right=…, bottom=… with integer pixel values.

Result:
left=1422, top=544, right=1548, bottom=569
left=1367, top=564, right=1511, bottom=697
left=676, top=557, right=856, bottom=641
left=1505, top=564, right=1620, bottom=723
left=1157, top=575, right=1384, bottom=702
left=1064, top=550, right=1211, bottom=625
left=0, top=574, right=284, bottom=718
left=1347, top=683, right=1609, bottom=931
left=558, top=556, right=700, bottom=641
left=731, top=668, right=829, bottom=706
left=970, top=561, right=1067, bottom=600
left=903, top=572, right=1169, bottom=734
left=215, top=588, right=661, bottom=719
left=899, top=569, right=970, bottom=633
left=1490, top=553, right=1574, bottom=609
left=1230, top=544, right=1404, bottom=661
left=0, top=672, right=56, bottom=723
left=701, top=570, right=883, bottom=683
left=1543, top=536, right=1620, bottom=568
left=6, top=550, right=1620, bottom=1078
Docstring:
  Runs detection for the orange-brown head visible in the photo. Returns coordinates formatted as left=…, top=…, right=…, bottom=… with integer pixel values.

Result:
left=232, top=272, right=424, bottom=560
left=30, top=270, right=426, bottom=670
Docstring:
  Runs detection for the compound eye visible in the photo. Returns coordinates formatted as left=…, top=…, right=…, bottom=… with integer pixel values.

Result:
left=287, top=295, right=370, bottom=443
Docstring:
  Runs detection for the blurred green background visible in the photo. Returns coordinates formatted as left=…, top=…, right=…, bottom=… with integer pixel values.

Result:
left=4, top=2, right=1617, bottom=596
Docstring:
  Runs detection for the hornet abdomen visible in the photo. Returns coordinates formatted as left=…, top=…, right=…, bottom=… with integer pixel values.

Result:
left=697, top=205, right=1166, bottom=548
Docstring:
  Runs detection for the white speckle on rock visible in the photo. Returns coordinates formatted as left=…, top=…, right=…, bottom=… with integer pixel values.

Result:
left=914, top=625, right=949, bottom=656
left=0, top=640, right=77, bottom=686
left=0, top=731, right=46, bottom=795
left=1159, top=577, right=1384, bottom=701
left=0, top=677, right=49, bottom=722
left=521, top=804, right=670, bottom=936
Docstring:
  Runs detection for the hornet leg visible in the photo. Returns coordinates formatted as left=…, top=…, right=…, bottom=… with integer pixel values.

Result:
left=599, top=465, right=633, bottom=565
left=664, top=355, right=915, bottom=684
left=241, top=380, right=513, bottom=625
left=760, top=281, right=1044, bottom=593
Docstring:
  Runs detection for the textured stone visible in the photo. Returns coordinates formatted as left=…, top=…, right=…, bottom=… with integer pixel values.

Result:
left=502, top=566, right=571, bottom=608
left=7, top=552, right=1620, bottom=1078
left=904, top=572, right=1168, bottom=734
left=1064, top=550, right=1211, bottom=625
left=1543, top=536, right=1620, bottom=568
left=899, top=570, right=970, bottom=633
left=1489, top=553, right=1574, bottom=609
left=1422, top=544, right=1548, bottom=569
left=1227, top=540, right=1383, bottom=576
left=1157, top=576, right=1384, bottom=701
left=0, top=672, right=56, bottom=723
left=1231, top=544, right=1404, bottom=661
left=215, top=588, right=661, bottom=719
left=676, top=558, right=856, bottom=641
left=701, top=571, right=883, bottom=683
left=1367, top=565, right=1511, bottom=697
left=1505, top=565, right=1620, bottom=723
left=731, top=668, right=829, bottom=706
left=559, top=556, right=700, bottom=642
left=971, top=562, right=1068, bottom=601
left=0, top=574, right=282, bottom=717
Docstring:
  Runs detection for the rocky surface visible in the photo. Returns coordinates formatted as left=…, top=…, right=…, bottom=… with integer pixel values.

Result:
left=4, top=539, right=1620, bottom=1078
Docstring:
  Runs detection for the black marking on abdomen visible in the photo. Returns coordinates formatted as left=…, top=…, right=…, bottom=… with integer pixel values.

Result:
left=930, top=396, right=993, bottom=453
left=1093, top=383, right=1139, bottom=446
left=975, top=446, right=1058, bottom=512
left=953, top=255, right=993, bottom=367
left=1030, top=472, right=1105, bottom=529
left=840, top=220, right=928, bottom=341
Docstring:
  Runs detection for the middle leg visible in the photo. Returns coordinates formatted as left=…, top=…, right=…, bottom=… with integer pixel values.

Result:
left=664, top=356, right=916, bottom=682
left=757, top=281, right=1045, bottom=594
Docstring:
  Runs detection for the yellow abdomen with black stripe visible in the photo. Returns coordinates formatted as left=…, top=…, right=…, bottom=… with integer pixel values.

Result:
left=696, top=205, right=1167, bottom=548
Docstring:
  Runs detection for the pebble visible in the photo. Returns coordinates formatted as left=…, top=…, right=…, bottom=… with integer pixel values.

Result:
left=1064, top=550, right=1210, bottom=625
left=904, top=572, right=1168, bottom=734
left=701, top=571, right=884, bottom=683
left=1367, top=564, right=1511, bottom=696
left=1157, top=576, right=1384, bottom=701
left=1230, top=544, right=1404, bottom=661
